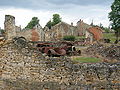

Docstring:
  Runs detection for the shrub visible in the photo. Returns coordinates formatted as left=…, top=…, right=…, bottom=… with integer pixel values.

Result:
left=63, top=35, right=76, bottom=41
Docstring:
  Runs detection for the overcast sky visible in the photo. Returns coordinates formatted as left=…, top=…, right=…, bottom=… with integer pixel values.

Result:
left=0, top=0, right=114, bottom=29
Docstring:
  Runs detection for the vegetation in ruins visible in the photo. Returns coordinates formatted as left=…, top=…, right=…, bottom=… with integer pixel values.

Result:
left=72, top=57, right=101, bottom=63
left=46, top=14, right=61, bottom=29
left=0, top=29, right=5, bottom=35
left=25, top=17, right=39, bottom=29
left=63, top=35, right=76, bottom=41
left=109, top=0, right=120, bottom=42
left=103, top=33, right=116, bottom=43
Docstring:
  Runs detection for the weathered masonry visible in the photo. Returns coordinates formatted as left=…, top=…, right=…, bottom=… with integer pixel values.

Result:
left=4, top=15, right=16, bottom=40
left=4, top=15, right=45, bottom=41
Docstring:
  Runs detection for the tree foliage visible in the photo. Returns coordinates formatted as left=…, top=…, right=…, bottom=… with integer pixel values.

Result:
left=104, top=27, right=110, bottom=33
left=109, top=0, right=120, bottom=37
left=46, top=14, right=61, bottom=29
left=46, top=20, right=52, bottom=29
left=25, top=17, right=39, bottom=29
left=52, top=14, right=61, bottom=26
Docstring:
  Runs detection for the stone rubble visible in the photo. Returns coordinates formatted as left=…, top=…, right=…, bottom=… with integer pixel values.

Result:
left=0, top=42, right=120, bottom=90
left=86, top=43, right=120, bottom=60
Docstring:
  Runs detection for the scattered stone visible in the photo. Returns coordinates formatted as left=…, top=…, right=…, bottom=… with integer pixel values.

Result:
left=86, top=43, right=120, bottom=61
left=0, top=42, right=120, bottom=89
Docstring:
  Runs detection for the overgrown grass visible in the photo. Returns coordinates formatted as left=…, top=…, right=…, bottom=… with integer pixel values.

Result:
left=72, top=57, right=101, bottom=63
left=103, top=33, right=116, bottom=43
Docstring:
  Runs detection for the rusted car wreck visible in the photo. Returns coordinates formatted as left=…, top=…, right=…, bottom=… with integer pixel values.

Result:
left=36, top=41, right=81, bottom=57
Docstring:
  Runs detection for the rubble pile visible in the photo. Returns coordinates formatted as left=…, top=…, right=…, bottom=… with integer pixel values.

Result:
left=0, top=41, right=120, bottom=89
left=86, top=43, right=120, bottom=60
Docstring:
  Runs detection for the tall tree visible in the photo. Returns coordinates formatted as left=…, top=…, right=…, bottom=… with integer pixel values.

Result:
left=52, top=14, right=61, bottom=26
left=46, top=14, right=61, bottom=29
left=25, top=17, right=39, bottom=29
left=109, top=0, right=120, bottom=42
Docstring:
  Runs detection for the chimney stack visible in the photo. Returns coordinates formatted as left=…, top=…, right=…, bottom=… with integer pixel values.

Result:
left=71, top=22, right=73, bottom=26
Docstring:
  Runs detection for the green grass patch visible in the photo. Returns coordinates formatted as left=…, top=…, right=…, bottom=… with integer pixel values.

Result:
left=103, top=33, right=116, bottom=43
left=73, top=57, right=101, bottom=63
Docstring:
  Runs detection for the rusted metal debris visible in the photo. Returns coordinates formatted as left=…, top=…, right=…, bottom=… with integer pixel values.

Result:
left=36, top=41, right=81, bottom=57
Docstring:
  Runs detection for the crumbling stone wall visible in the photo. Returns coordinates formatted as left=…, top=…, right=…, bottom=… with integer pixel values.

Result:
left=0, top=42, right=120, bottom=89
left=17, top=28, right=44, bottom=41
left=4, top=15, right=16, bottom=40
left=44, top=22, right=77, bottom=41
left=16, top=24, right=45, bottom=41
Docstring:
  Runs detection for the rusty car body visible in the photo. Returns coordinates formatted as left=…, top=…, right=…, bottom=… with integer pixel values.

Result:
left=36, top=41, right=81, bottom=57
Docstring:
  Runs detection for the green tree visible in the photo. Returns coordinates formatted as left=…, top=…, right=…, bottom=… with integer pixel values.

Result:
left=104, top=27, right=110, bottom=33
left=25, top=17, right=39, bottom=29
left=46, top=14, right=61, bottom=29
left=109, top=0, right=120, bottom=42
left=46, top=20, right=52, bottom=29
left=52, top=14, right=61, bottom=26
left=0, top=29, right=5, bottom=35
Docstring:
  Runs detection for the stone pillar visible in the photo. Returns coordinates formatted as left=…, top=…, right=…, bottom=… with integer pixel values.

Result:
left=4, top=15, right=16, bottom=41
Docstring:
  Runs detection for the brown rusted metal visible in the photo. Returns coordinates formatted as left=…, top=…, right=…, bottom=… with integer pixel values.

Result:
left=36, top=41, right=81, bottom=57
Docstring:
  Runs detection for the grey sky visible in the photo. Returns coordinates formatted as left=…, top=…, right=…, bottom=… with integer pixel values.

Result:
left=0, top=0, right=114, bottom=28
left=0, top=0, right=113, bottom=10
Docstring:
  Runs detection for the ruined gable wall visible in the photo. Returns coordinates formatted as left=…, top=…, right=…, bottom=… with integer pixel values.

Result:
left=45, top=22, right=77, bottom=41
left=77, top=20, right=91, bottom=36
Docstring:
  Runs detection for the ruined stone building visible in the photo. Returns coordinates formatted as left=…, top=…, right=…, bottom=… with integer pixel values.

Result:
left=4, top=15, right=103, bottom=42
left=86, top=26, right=103, bottom=43
left=4, top=15, right=45, bottom=41
left=44, top=22, right=77, bottom=41
left=44, top=20, right=93, bottom=41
